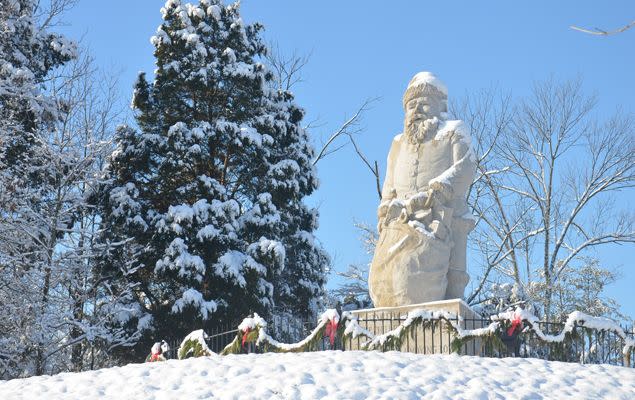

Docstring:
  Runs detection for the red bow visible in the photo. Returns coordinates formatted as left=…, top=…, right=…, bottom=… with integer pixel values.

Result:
left=324, top=320, right=338, bottom=346
left=242, top=327, right=251, bottom=348
left=507, top=314, right=522, bottom=336
left=150, top=353, right=161, bottom=362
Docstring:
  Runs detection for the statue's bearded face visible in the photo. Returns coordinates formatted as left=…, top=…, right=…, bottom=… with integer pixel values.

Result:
left=404, top=94, right=446, bottom=144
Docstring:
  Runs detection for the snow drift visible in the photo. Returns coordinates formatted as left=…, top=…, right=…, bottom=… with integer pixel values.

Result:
left=1, top=351, right=634, bottom=399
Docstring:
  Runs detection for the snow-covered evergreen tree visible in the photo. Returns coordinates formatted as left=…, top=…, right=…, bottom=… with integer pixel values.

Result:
left=249, top=89, right=329, bottom=317
left=96, top=0, right=327, bottom=359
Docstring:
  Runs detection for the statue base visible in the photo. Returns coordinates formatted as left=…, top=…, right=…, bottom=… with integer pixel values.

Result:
left=344, top=299, right=483, bottom=355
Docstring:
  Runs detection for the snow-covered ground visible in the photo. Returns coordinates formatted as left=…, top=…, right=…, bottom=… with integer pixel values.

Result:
left=1, top=351, right=634, bottom=399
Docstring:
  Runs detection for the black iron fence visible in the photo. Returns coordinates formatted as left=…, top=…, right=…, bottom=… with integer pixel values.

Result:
left=169, top=315, right=634, bottom=368
left=518, top=320, right=634, bottom=366
left=341, top=314, right=635, bottom=367
left=165, top=324, right=240, bottom=357
left=342, top=314, right=482, bottom=355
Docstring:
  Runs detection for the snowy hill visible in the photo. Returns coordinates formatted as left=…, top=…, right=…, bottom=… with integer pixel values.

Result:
left=1, top=351, right=634, bottom=399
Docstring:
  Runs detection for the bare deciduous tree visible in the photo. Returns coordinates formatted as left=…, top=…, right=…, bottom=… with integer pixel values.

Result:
left=449, top=88, right=520, bottom=304
left=264, top=44, right=384, bottom=306
left=48, top=47, right=137, bottom=372
left=0, top=44, right=137, bottom=378
left=331, top=222, right=376, bottom=308
left=34, top=0, right=79, bottom=29
left=454, top=79, right=635, bottom=319
left=263, top=44, right=382, bottom=198
left=312, top=98, right=382, bottom=199
left=528, top=257, right=625, bottom=321
left=265, top=42, right=311, bottom=92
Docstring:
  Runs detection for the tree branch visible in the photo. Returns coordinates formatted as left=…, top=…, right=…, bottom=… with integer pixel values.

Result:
left=571, top=20, right=635, bottom=36
left=312, top=97, right=379, bottom=166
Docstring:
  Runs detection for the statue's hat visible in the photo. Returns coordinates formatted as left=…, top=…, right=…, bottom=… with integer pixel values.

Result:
left=403, top=72, right=447, bottom=109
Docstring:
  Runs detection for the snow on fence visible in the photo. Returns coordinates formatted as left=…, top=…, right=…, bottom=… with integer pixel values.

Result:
left=169, top=308, right=635, bottom=368
left=166, top=323, right=239, bottom=357
left=342, top=312, right=635, bottom=367
left=166, top=315, right=318, bottom=357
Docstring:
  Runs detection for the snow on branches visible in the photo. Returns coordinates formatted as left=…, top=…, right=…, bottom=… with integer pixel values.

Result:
left=96, top=0, right=328, bottom=359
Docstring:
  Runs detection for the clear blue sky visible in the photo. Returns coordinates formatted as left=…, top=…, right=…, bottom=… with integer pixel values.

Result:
left=58, top=1, right=635, bottom=320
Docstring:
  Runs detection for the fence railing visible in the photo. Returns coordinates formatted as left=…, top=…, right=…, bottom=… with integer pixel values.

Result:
left=166, top=324, right=239, bottom=357
left=341, top=314, right=634, bottom=367
left=169, top=315, right=634, bottom=368
left=519, top=319, right=634, bottom=366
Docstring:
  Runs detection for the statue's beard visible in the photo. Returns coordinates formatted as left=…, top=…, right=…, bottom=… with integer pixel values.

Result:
left=405, top=116, right=439, bottom=145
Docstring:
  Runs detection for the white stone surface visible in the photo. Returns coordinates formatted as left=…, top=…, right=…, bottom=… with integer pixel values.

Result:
left=369, top=72, right=477, bottom=307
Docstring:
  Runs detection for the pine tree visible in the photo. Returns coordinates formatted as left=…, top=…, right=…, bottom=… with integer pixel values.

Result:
left=249, top=91, right=328, bottom=317
left=96, top=0, right=327, bottom=359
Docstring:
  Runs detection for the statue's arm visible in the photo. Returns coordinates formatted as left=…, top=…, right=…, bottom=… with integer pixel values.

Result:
left=428, top=128, right=476, bottom=201
left=452, top=130, right=477, bottom=185
left=377, top=135, right=401, bottom=227
left=380, top=135, right=401, bottom=202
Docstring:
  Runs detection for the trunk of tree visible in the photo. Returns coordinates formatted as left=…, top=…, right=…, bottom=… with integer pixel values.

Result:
left=36, top=265, right=52, bottom=376
left=70, top=326, right=83, bottom=372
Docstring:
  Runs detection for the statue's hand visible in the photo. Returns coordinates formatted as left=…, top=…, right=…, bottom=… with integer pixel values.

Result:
left=385, top=201, right=405, bottom=225
left=377, top=200, right=390, bottom=233
left=378, top=201, right=389, bottom=219
left=407, top=192, right=430, bottom=213
left=428, top=180, right=452, bottom=204
left=378, top=189, right=398, bottom=233
left=429, top=180, right=445, bottom=193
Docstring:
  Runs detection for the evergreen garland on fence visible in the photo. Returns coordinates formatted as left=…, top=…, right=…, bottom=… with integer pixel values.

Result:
left=220, top=310, right=345, bottom=355
left=177, top=330, right=214, bottom=359
left=179, top=338, right=214, bottom=359
left=363, top=316, right=441, bottom=352
left=260, top=328, right=324, bottom=354
left=185, top=308, right=635, bottom=367
left=449, top=326, right=506, bottom=355
left=219, top=333, right=243, bottom=356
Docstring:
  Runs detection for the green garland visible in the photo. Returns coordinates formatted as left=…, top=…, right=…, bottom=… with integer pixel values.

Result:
left=342, top=312, right=512, bottom=356
left=179, top=338, right=213, bottom=359
left=197, top=309, right=635, bottom=368
left=450, top=331, right=507, bottom=354
left=260, top=327, right=325, bottom=353
left=145, top=353, right=166, bottom=362
left=364, top=317, right=441, bottom=352
left=221, top=313, right=347, bottom=355
left=220, top=335, right=241, bottom=356
left=450, top=317, right=515, bottom=355
left=220, top=328, right=257, bottom=355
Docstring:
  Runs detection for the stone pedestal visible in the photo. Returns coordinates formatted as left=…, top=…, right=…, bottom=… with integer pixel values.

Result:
left=344, top=299, right=484, bottom=355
